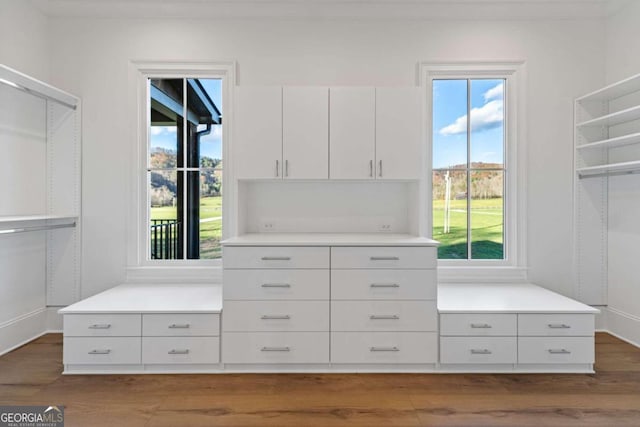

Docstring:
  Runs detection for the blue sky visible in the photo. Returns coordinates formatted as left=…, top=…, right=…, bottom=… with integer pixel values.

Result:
left=433, top=79, right=504, bottom=169
left=150, top=78, right=223, bottom=160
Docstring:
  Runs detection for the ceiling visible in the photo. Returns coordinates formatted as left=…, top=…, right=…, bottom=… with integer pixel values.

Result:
left=32, top=0, right=630, bottom=20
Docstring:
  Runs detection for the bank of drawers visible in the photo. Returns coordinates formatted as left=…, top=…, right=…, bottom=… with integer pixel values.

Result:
left=223, top=246, right=331, bottom=364
left=329, top=246, right=438, bottom=364
left=439, top=313, right=595, bottom=365
left=63, top=313, right=220, bottom=366
left=223, top=245, right=438, bottom=365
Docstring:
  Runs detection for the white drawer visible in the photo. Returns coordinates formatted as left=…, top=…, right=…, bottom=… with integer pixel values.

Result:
left=440, top=314, right=517, bottom=336
left=440, top=337, right=517, bottom=364
left=223, top=246, right=329, bottom=269
left=331, top=300, right=437, bottom=332
left=142, top=314, right=220, bottom=337
left=63, top=337, right=141, bottom=365
left=518, top=314, right=594, bottom=336
left=518, top=337, right=595, bottom=364
left=223, top=269, right=329, bottom=300
left=142, top=337, right=220, bottom=364
left=331, top=332, right=437, bottom=364
left=331, top=247, right=436, bottom=269
left=223, top=332, right=329, bottom=364
left=331, top=269, right=436, bottom=300
left=64, top=314, right=141, bottom=337
left=223, top=301, right=329, bottom=332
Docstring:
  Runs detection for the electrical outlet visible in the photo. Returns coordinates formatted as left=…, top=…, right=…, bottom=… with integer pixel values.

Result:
left=379, top=223, right=392, bottom=232
left=260, top=220, right=276, bottom=231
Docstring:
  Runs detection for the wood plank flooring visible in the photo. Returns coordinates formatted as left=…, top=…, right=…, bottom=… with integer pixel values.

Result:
left=1, top=333, right=639, bottom=426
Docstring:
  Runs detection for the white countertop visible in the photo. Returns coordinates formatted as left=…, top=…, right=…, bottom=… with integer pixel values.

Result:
left=438, top=283, right=599, bottom=314
left=59, top=283, right=222, bottom=314
left=222, top=233, right=440, bottom=247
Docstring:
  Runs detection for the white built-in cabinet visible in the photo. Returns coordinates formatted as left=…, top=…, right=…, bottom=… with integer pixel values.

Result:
left=235, top=86, right=422, bottom=180
left=574, top=72, right=640, bottom=305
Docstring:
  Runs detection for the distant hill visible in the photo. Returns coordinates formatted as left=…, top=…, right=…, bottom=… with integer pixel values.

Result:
left=433, top=163, right=504, bottom=200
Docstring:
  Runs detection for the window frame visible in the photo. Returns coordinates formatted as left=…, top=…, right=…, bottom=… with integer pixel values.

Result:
left=128, top=61, right=236, bottom=273
left=420, top=62, right=527, bottom=281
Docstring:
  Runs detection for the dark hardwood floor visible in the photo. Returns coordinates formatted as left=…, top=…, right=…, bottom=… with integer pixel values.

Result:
left=1, top=333, right=639, bottom=426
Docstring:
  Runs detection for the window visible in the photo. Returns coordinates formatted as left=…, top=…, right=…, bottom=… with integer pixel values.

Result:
left=432, top=78, right=506, bottom=260
left=147, top=77, right=223, bottom=260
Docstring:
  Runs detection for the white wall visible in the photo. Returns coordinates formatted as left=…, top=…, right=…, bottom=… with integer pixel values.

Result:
left=605, top=1, right=640, bottom=345
left=46, top=16, right=605, bottom=299
left=0, top=0, right=50, bottom=80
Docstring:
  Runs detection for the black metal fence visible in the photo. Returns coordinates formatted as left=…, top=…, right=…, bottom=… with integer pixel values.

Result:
left=150, top=219, right=182, bottom=259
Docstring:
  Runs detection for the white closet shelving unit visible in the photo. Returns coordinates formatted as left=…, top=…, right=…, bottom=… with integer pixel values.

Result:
left=574, top=72, right=640, bottom=305
left=0, top=64, right=81, bottom=307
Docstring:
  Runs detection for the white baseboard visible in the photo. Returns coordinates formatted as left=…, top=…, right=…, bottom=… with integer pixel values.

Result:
left=604, top=306, right=640, bottom=348
left=0, top=308, right=48, bottom=356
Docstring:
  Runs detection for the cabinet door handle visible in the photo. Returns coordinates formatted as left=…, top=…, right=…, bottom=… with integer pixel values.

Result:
left=262, top=283, right=291, bottom=288
left=379, top=160, right=383, bottom=177
left=370, top=346, right=399, bottom=352
left=88, top=349, right=111, bottom=355
left=261, top=256, right=291, bottom=261
left=548, top=349, right=571, bottom=354
left=370, top=314, right=400, bottom=320
left=261, top=315, right=291, bottom=320
left=261, top=346, right=290, bottom=352
left=370, top=283, right=400, bottom=288
left=370, top=256, right=399, bottom=261
left=548, top=323, right=571, bottom=329
left=88, top=324, right=111, bottom=329
left=470, top=349, right=492, bottom=355
left=168, top=349, right=190, bottom=355
left=169, top=324, right=190, bottom=329
left=275, top=160, right=279, bottom=177
left=285, top=160, right=289, bottom=177
left=470, top=323, right=492, bottom=329
left=369, top=160, right=373, bottom=177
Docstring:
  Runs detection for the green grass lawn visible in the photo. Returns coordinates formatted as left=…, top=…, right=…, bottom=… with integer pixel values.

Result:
left=433, top=197, right=503, bottom=259
left=150, top=196, right=222, bottom=259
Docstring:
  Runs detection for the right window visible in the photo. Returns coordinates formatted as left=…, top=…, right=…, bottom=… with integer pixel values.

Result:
left=432, top=78, right=506, bottom=260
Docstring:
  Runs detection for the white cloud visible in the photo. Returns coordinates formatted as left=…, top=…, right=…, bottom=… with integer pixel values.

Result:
left=484, top=82, right=504, bottom=102
left=149, top=126, right=176, bottom=136
left=439, top=82, right=505, bottom=136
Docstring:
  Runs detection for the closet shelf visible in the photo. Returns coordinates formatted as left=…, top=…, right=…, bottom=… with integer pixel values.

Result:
left=576, top=105, right=640, bottom=128
left=577, top=160, right=640, bottom=178
left=576, top=132, right=640, bottom=150
left=577, top=72, right=640, bottom=102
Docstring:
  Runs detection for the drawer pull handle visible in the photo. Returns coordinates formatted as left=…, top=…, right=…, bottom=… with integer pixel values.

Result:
left=470, top=323, right=492, bottom=329
left=548, top=349, right=571, bottom=354
left=370, top=256, right=400, bottom=261
left=88, top=349, right=111, bottom=355
left=262, top=283, right=291, bottom=288
left=370, top=346, right=399, bottom=352
left=261, top=315, right=291, bottom=320
left=370, top=283, right=400, bottom=288
left=261, top=256, right=291, bottom=261
left=548, top=323, right=571, bottom=329
left=88, top=324, right=111, bottom=329
left=169, top=349, right=190, bottom=355
left=261, top=346, right=290, bottom=352
left=169, top=324, right=191, bottom=329
left=370, top=314, right=400, bottom=320
left=470, top=349, right=492, bottom=355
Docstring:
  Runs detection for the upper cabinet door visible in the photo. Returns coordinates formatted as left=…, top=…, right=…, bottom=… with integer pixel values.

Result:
left=283, top=87, right=329, bottom=179
left=235, top=86, right=282, bottom=179
left=375, top=87, right=423, bottom=180
left=329, top=87, right=376, bottom=179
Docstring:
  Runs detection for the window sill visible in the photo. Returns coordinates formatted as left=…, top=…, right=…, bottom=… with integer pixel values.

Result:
left=437, top=265, right=528, bottom=283
left=126, top=265, right=222, bottom=284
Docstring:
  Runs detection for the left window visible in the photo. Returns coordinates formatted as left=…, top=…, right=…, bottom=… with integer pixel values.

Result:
left=147, top=78, right=223, bottom=260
